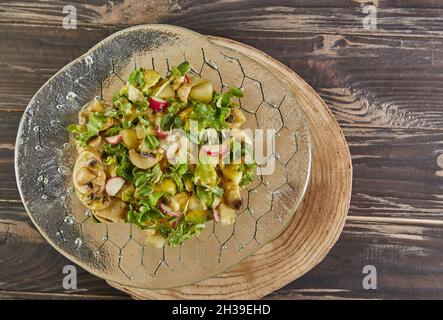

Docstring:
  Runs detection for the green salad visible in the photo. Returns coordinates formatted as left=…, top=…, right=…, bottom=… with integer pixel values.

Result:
left=68, top=61, right=256, bottom=248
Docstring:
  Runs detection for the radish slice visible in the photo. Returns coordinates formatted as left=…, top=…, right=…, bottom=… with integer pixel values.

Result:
left=105, top=134, right=122, bottom=145
left=105, top=177, right=125, bottom=196
left=201, top=143, right=229, bottom=157
left=149, top=96, right=168, bottom=112
left=160, top=203, right=182, bottom=217
left=213, top=209, right=220, bottom=223
left=156, top=126, right=169, bottom=139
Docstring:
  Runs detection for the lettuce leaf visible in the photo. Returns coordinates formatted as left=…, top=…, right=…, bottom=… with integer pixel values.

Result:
left=213, top=87, right=244, bottom=108
left=68, top=112, right=104, bottom=147
left=167, top=221, right=206, bottom=247
left=193, top=162, right=218, bottom=187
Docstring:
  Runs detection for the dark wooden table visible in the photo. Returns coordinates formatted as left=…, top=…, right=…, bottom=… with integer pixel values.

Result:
left=1, top=0, right=442, bottom=300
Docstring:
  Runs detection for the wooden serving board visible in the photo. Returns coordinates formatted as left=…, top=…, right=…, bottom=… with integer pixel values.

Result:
left=107, top=36, right=352, bottom=299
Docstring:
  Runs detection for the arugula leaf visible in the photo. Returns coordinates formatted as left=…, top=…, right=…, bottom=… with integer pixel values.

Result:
left=167, top=222, right=205, bottom=247
left=132, top=164, right=163, bottom=199
left=104, top=126, right=120, bottom=137
left=101, top=142, right=125, bottom=156
left=167, top=164, right=189, bottom=191
left=146, top=192, right=164, bottom=207
left=189, top=103, right=216, bottom=129
left=67, top=124, right=85, bottom=134
left=193, top=162, right=219, bottom=187
left=134, top=183, right=153, bottom=198
left=115, top=154, right=133, bottom=181
left=218, top=107, right=230, bottom=129
left=174, top=116, right=184, bottom=129
left=160, top=113, right=174, bottom=131
left=144, top=135, right=159, bottom=150
left=167, top=100, right=186, bottom=115
left=70, top=112, right=105, bottom=147
left=196, top=185, right=224, bottom=209
left=213, top=87, right=244, bottom=108
left=239, top=163, right=256, bottom=187
left=128, top=69, right=145, bottom=89
left=128, top=204, right=163, bottom=228
left=113, top=87, right=133, bottom=117
left=133, top=164, right=162, bottom=187
left=190, top=102, right=230, bottom=129
left=177, top=61, right=191, bottom=76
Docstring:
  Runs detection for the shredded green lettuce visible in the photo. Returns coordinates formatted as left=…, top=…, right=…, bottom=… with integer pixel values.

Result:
left=68, top=112, right=104, bottom=147
left=166, top=221, right=205, bottom=247
left=193, top=162, right=219, bottom=188
left=240, top=163, right=256, bottom=187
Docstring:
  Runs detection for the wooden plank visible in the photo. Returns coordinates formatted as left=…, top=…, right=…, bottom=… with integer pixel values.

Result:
left=267, top=219, right=443, bottom=299
left=2, top=0, right=443, bottom=38
left=0, top=213, right=127, bottom=298
left=1, top=212, right=442, bottom=299
left=1, top=25, right=442, bottom=128
left=1, top=0, right=442, bottom=300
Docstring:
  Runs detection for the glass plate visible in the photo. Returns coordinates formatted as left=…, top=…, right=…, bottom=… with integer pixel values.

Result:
left=15, top=25, right=311, bottom=289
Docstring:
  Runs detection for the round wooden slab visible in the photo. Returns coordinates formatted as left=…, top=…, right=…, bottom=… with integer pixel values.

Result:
left=107, top=36, right=353, bottom=299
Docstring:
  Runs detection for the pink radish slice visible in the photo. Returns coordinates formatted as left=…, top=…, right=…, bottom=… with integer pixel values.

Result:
left=160, top=203, right=182, bottom=217
left=149, top=96, right=168, bottom=112
left=201, top=143, right=229, bottom=157
left=105, top=177, right=125, bottom=196
left=105, top=134, right=122, bottom=145
left=213, top=209, right=220, bottom=223
left=156, top=126, right=169, bottom=139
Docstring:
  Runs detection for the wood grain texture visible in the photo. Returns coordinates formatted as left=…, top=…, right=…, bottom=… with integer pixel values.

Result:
left=1, top=0, right=443, bottom=299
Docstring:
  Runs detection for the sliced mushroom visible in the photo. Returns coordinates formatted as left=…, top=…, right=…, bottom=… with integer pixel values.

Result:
left=76, top=167, right=96, bottom=185
left=223, top=181, right=243, bottom=210
left=222, top=164, right=243, bottom=185
left=217, top=201, right=236, bottom=226
left=88, top=135, right=102, bottom=149
left=92, top=198, right=127, bottom=223
left=226, top=108, right=246, bottom=129
left=128, top=149, right=161, bottom=169
left=76, top=190, right=111, bottom=211
left=73, top=149, right=107, bottom=196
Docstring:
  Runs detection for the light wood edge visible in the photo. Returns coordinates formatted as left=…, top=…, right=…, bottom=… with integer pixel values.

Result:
left=107, top=36, right=352, bottom=300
